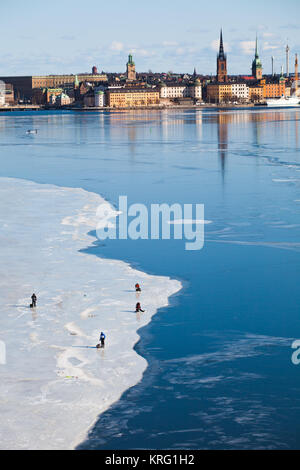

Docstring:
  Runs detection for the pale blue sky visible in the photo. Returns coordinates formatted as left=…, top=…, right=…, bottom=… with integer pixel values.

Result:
left=1, top=0, right=299, bottom=76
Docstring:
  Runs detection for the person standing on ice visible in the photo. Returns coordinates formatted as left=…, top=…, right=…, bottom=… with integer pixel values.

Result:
left=99, top=332, right=106, bottom=348
left=31, top=293, right=37, bottom=308
left=135, top=283, right=141, bottom=292
left=136, top=302, right=145, bottom=313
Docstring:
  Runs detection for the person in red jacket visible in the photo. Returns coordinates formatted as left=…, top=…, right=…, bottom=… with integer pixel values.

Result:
left=135, top=283, right=141, bottom=292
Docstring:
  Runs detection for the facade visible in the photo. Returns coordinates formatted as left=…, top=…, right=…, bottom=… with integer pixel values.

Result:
left=4, top=83, right=14, bottom=105
left=83, top=91, right=95, bottom=107
left=261, top=79, right=285, bottom=98
left=106, top=88, right=160, bottom=108
left=248, top=85, right=264, bottom=101
left=206, top=83, right=233, bottom=103
left=160, top=83, right=189, bottom=99
left=160, top=80, right=202, bottom=101
left=252, top=37, right=263, bottom=80
left=217, top=30, right=227, bottom=82
left=0, top=81, right=5, bottom=106
left=94, top=87, right=106, bottom=107
left=230, top=83, right=249, bottom=101
left=126, top=54, right=136, bottom=81
left=206, top=82, right=250, bottom=103
left=46, top=88, right=63, bottom=104
left=56, top=93, right=71, bottom=106
left=0, top=74, right=108, bottom=100
left=189, top=80, right=202, bottom=100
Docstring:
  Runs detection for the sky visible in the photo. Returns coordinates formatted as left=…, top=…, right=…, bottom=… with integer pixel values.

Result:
left=0, top=0, right=300, bottom=76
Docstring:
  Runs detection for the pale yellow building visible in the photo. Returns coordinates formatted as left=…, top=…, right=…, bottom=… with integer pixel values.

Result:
left=206, top=83, right=233, bottom=103
left=248, top=85, right=264, bottom=102
left=106, top=88, right=160, bottom=108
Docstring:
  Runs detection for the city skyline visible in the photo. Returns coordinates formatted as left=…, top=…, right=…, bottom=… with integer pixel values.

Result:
left=1, top=0, right=300, bottom=76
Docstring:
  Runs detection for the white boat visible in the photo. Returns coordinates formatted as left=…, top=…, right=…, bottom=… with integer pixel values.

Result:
left=267, top=95, right=300, bottom=107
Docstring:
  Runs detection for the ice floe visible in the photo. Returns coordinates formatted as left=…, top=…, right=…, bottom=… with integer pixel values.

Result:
left=0, top=177, right=181, bottom=450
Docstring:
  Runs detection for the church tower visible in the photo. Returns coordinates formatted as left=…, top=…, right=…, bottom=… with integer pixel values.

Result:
left=252, top=36, right=263, bottom=80
left=126, top=54, right=136, bottom=81
left=217, top=29, right=227, bottom=82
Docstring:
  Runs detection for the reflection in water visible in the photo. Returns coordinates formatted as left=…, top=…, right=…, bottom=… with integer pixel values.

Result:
left=217, top=112, right=228, bottom=182
left=296, top=111, right=299, bottom=148
left=128, top=127, right=137, bottom=156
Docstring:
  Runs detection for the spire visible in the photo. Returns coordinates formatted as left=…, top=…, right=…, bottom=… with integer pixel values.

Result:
left=252, top=34, right=262, bottom=79
left=217, top=28, right=227, bottom=82
left=218, top=29, right=225, bottom=60
left=255, top=34, right=259, bottom=58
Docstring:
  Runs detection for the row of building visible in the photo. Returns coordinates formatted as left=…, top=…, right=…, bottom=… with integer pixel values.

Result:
left=0, top=32, right=298, bottom=108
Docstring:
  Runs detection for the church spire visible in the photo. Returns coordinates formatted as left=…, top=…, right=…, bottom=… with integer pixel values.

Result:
left=252, top=35, right=263, bottom=80
left=217, top=29, right=227, bottom=82
left=255, top=35, right=259, bottom=58
left=218, top=29, right=225, bottom=60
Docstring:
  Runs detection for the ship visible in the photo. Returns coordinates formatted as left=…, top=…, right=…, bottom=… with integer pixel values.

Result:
left=267, top=54, right=300, bottom=107
left=267, top=95, right=300, bottom=107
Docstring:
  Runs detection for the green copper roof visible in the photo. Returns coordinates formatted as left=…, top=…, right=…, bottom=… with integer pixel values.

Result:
left=252, top=36, right=262, bottom=68
left=127, top=54, right=135, bottom=65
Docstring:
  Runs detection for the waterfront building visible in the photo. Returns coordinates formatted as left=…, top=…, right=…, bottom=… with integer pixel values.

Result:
left=206, top=83, right=232, bottom=103
left=0, top=73, right=108, bottom=101
left=160, top=82, right=190, bottom=99
left=159, top=80, right=202, bottom=102
left=106, top=88, right=160, bottom=108
left=189, top=79, right=202, bottom=100
left=94, top=86, right=106, bottom=107
left=56, top=93, right=71, bottom=106
left=206, top=82, right=250, bottom=103
left=261, top=79, right=285, bottom=98
left=3, top=83, right=14, bottom=105
left=230, top=83, right=249, bottom=101
left=248, top=84, right=264, bottom=102
left=217, top=29, right=227, bottom=82
left=46, top=88, right=63, bottom=104
left=0, top=82, right=5, bottom=106
left=252, top=36, right=263, bottom=80
left=83, top=90, right=95, bottom=107
left=126, top=54, right=136, bottom=81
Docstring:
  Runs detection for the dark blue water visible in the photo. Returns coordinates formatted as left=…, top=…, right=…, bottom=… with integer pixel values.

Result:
left=1, top=108, right=300, bottom=449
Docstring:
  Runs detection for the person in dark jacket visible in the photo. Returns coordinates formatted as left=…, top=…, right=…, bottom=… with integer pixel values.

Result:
left=99, top=332, right=106, bottom=348
left=136, top=302, right=145, bottom=313
left=31, top=293, right=37, bottom=308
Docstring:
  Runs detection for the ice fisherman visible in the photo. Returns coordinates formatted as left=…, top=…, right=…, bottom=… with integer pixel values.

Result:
left=99, top=332, right=106, bottom=348
left=31, top=293, right=37, bottom=308
left=136, top=302, right=145, bottom=313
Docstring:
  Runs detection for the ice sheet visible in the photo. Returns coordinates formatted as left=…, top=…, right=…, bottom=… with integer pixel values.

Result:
left=0, top=177, right=181, bottom=450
